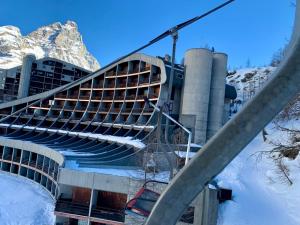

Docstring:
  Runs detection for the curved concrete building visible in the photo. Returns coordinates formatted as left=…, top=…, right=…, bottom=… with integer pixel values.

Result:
left=180, top=48, right=213, bottom=145
left=0, top=54, right=167, bottom=168
left=206, top=53, right=228, bottom=140
left=18, top=54, right=36, bottom=99
left=0, top=52, right=236, bottom=225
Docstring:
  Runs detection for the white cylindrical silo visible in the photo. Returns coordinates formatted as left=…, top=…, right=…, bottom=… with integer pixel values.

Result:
left=180, top=48, right=213, bottom=145
left=206, top=53, right=228, bottom=140
left=18, top=54, right=36, bottom=99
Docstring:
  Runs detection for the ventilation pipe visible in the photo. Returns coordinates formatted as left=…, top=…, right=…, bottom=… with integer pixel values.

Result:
left=180, top=48, right=213, bottom=145
left=206, top=53, right=228, bottom=140
left=18, top=54, right=36, bottom=99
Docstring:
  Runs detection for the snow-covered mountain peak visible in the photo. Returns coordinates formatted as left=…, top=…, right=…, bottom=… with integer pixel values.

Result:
left=0, top=21, right=100, bottom=71
left=0, top=26, right=22, bottom=37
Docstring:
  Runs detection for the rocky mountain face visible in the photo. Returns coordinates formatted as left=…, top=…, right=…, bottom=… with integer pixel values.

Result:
left=227, top=66, right=300, bottom=119
left=227, top=67, right=276, bottom=102
left=0, top=21, right=100, bottom=71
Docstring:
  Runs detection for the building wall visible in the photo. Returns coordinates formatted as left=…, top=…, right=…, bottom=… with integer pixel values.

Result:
left=0, top=57, right=90, bottom=102
left=57, top=168, right=218, bottom=225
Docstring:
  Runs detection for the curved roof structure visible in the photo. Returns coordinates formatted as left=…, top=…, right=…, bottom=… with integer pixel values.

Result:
left=0, top=53, right=168, bottom=168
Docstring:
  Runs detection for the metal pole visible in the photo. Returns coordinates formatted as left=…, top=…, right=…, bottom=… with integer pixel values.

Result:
left=146, top=99, right=192, bottom=165
left=185, top=133, right=192, bottom=165
left=164, top=31, right=178, bottom=169
left=165, top=30, right=178, bottom=112
left=146, top=1, right=300, bottom=224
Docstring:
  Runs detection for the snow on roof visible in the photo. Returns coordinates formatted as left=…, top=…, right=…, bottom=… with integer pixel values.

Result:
left=174, top=151, right=197, bottom=159
left=65, top=160, right=170, bottom=182
left=58, top=150, right=96, bottom=156
left=0, top=123, right=146, bottom=149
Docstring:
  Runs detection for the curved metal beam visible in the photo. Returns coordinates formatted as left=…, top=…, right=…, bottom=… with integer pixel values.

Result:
left=146, top=1, right=300, bottom=224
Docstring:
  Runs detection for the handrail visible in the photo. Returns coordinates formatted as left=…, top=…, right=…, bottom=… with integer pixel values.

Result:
left=146, top=1, right=300, bottom=224
left=144, top=97, right=192, bottom=165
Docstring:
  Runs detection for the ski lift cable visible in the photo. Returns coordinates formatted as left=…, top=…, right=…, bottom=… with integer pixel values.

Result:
left=0, top=0, right=235, bottom=124
left=106, top=0, right=235, bottom=70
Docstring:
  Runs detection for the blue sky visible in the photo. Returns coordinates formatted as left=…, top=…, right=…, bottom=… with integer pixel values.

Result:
left=0, top=0, right=295, bottom=69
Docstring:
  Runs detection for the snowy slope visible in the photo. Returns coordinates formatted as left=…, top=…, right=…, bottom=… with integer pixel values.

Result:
left=227, top=67, right=276, bottom=102
left=0, top=172, right=55, bottom=225
left=0, top=21, right=100, bottom=71
left=218, top=66, right=300, bottom=225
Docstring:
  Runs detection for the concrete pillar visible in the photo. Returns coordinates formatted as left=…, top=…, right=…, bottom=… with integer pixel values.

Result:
left=206, top=53, right=228, bottom=140
left=18, top=54, right=36, bottom=99
left=180, top=48, right=213, bottom=145
left=193, top=187, right=219, bottom=225
left=223, top=98, right=231, bottom=125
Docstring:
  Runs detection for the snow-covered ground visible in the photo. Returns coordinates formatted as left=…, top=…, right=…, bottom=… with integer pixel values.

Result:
left=0, top=172, right=55, bottom=225
left=217, top=119, right=300, bottom=224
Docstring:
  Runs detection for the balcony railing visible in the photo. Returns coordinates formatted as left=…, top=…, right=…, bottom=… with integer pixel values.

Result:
left=118, top=83, right=127, bottom=88
left=115, top=95, right=125, bottom=100
left=118, top=69, right=128, bottom=75
left=126, top=95, right=136, bottom=100
left=55, top=199, right=89, bottom=217
left=111, top=108, right=121, bottom=113
left=139, top=79, right=150, bottom=85
left=79, top=95, right=90, bottom=100
left=93, top=82, right=104, bottom=88
left=91, top=206, right=125, bottom=223
left=81, top=83, right=91, bottom=88
left=106, top=71, right=116, bottom=77
left=137, top=95, right=145, bottom=100
left=55, top=94, right=67, bottom=98
left=29, top=161, right=37, bottom=167
left=151, top=76, right=161, bottom=83
left=91, top=95, right=101, bottom=100
left=127, top=82, right=138, bottom=87
left=88, top=107, right=99, bottom=112
left=106, top=83, right=115, bottom=88
left=55, top=199, right=125, bottom=223
left=102, top=96, right=113, bottom=100
left=3, top=154, right=12, bottom=161
left=68, top=95, right=79, bottom=99
left=64, top=105, right=75, bottom=110
left=52, top=106, right=63, bottom=110
left=140, top=65, right=151, bottom=72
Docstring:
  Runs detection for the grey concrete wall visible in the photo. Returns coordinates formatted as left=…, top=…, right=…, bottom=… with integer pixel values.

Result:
left=58, top=168, right=131, bottom=194
left=206, top=53, right=228, bottom=140
left=58, top=168, right=220, bottom=225
left=18, top=54, right=36, bottom=99
left=193, top=187, right=219, bottom=225
left=180, top=48, right=213, bottom=145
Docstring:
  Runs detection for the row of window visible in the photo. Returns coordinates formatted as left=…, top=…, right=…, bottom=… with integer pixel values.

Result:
left=0, top=146, right=59, bottom=181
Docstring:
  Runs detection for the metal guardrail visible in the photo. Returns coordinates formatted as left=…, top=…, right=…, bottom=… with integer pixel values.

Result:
left=55, top=199, right=125, bottom=222
left=146, top=1, right=300, bottom=224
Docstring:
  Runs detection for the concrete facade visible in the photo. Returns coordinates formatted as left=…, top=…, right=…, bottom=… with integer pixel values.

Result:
left=0, top=52, right=236, bottom=225
left=207, top=53, right=228, bottom=140
left=180, top=48, right=213, bottom=145
left=18, top=54, right=36, bottom=99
